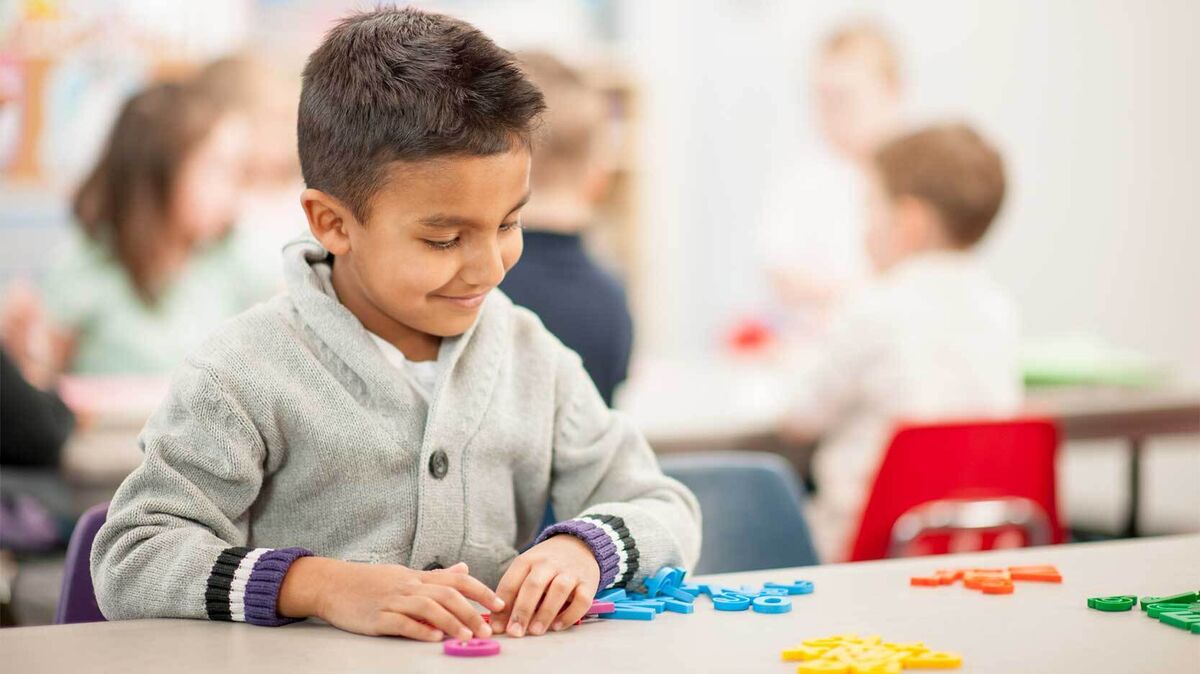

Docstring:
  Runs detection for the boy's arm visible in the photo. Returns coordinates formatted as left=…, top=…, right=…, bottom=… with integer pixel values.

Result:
left=93, top=357, right=504, bottom=639
left=90, top=360, right=310, bottom=626
left=536, top=349, right=702, bottom=592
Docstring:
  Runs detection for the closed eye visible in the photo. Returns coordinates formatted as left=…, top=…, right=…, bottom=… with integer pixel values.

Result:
left=424, top=238, right=460, bottom=250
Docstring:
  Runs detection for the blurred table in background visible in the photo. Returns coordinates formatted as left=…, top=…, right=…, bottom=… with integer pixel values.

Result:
left=617, top=356, right=1200, bottom=537
left=55, top=376, right=167, bottom=485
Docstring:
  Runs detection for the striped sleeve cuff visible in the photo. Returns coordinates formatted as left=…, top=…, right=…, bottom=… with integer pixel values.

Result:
left=535, top=514, right=639, bottom=591
left=205, top=546, right=312, bottom=626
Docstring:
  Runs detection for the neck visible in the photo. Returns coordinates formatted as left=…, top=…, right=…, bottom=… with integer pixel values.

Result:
left=331, top=256, right=441, bottom=361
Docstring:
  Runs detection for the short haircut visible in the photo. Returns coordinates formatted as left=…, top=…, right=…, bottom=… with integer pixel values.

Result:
left=298, top=6, right=545, bottom=220
left=874, top=123, right=1007, bottom=247
left=820, top=19, right=902, bottom=90
left=516, top=51, right=604, bottom=190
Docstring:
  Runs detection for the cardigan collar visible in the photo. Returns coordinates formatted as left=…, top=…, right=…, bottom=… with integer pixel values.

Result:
left=281, top=237, right=509, bottom=432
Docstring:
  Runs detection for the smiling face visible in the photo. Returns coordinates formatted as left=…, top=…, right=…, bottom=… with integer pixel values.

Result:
left=301, top=149, right=530, bottom=360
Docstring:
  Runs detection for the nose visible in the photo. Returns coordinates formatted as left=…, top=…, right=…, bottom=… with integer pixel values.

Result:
left=460, top=237, right=506, bottom=289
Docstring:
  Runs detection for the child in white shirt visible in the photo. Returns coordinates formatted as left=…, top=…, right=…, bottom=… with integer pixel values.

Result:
left=783, top=123, right=1022, bottom=561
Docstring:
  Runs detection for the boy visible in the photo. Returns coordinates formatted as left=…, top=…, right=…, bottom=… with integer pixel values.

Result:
left=500, top=52, right=633, bottom=406
left=782, top=123, right=1021, bottom=561
left=92, top=7, right=700, bottom=642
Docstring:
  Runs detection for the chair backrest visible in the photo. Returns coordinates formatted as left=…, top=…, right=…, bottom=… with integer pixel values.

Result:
left=54, top=502, right=109, bottom=624
left=847, top=418, right=1063, bottom=562
left=659, top=451, right=819, bottom=573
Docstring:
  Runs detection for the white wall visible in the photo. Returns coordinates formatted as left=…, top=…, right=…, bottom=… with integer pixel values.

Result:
left=623, top=0, right=1200, bottom=381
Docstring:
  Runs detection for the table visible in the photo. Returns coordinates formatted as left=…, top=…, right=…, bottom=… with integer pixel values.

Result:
left=1024, top=387, right=1200, bottom=537
left=617, top=358, right=1200, bottom=537
left=3, top=535, right=1196, bottom=673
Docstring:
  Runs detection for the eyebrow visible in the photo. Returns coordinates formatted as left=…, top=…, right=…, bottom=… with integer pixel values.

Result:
left=417, top=190, right=532, bottom=228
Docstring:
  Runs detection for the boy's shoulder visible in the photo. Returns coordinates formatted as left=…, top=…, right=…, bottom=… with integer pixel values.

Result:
left=181, top=293, right=303, bottom=376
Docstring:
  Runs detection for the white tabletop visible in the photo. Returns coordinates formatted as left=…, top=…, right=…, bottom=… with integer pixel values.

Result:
left=5, top=535, right=1197, bottom=673
left=616, top=356, right=1200, bottom=448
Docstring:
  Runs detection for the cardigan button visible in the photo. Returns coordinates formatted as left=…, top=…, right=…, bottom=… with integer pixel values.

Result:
left=429, top=449, right=449, bottom=479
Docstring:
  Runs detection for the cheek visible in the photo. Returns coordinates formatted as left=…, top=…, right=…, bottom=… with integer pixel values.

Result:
left=173, top=164, right=239, bottom=239
left=366, top=245, right=456, bottom=302
left=501, top=231, right=524, bottom=272
left=173, top=187, right=220, bottom=239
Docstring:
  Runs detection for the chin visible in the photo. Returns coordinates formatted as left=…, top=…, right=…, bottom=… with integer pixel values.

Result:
left=425, top=313, right=482, bottom=338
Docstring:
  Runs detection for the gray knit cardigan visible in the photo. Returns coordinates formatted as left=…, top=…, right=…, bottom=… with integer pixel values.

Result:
left=91, top=237, right=701, bottom=626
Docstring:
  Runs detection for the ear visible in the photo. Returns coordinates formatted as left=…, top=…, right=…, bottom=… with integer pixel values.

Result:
left=300, top=188, right=358, bottom=255
left=894, top=195, right=939, bottom=248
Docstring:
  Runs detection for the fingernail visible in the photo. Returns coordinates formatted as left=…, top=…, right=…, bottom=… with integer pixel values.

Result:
left=459, top=629, right=472, bottom=641
left=530, top=621, right=544, bottom=635
left=432, top=631, right=444, bottom=641
left=479, top=624, right=492, bottom=638
left=552, top=621, right=564, bottom=631
left=494, top=598, right=505, bottom=609
left=510, top=623, right=524, bottom=637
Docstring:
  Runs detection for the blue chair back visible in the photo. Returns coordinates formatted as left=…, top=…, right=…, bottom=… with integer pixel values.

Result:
left=54, top=502, right=108, bottom=624
left=659, top=451, right=819, bottom=574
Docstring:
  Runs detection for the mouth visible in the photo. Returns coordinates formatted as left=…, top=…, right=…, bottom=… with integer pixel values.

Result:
left=432, top=290, right=489, bottom=309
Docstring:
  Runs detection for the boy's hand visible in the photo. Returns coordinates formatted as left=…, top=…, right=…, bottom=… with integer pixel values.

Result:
left=491, top=535, right=600, bottom=637
left=279, top=558, right=503, bottom=641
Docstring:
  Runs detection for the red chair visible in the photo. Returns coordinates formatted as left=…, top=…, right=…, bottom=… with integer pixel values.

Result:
left=847, top=418, right=1063, bottom=562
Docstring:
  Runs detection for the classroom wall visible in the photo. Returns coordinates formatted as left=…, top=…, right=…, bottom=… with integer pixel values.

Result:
left=623, top=0, right=1200, bottom=383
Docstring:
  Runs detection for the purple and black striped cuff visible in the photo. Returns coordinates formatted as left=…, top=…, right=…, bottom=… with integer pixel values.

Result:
left=535, top=514, right=639, bottom=591
left=205, top=546, right=312, bottom=626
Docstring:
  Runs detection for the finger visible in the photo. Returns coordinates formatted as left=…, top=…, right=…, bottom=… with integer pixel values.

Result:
left=395, top=595, right=473, bottom=642
left=418, top=584, right=492, bottom=639
left=374, top=612, right=444, bottom=642
left=529, top=574, right=577, bottom=636
left=554, top=585, right=595, bottom=632
left=507, top=567, right=555, bottom=638
left=426, top=569, right=505, bottom=613
left=491, top=560, right=530, bottom=633
left=446, top=562, right=469, bottom=573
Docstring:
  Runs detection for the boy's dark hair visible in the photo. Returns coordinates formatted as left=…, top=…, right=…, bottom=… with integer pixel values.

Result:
left=298, top=6, right=545, bottom=220
left=874, top=123, right=1006, bottom=247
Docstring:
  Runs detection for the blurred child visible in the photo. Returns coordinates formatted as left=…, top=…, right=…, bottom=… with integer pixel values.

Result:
left=500, top=51, right=633, bottom=406
left=763, top=20, right=905, bottom=329
left=782, top=123, right=1021, bottom=561
left=26, top=81, right=265, bottom=376
left=193, top=54, right=306, bottom=291
left=92, top=7, right=699, bottom=642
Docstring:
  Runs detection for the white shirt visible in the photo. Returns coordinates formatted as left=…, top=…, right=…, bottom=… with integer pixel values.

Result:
left=367, top=331, right=441, bottom=402
left=788, top=252, right=1022, bottom=561
left=308, top=258, right=442, bottom=403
